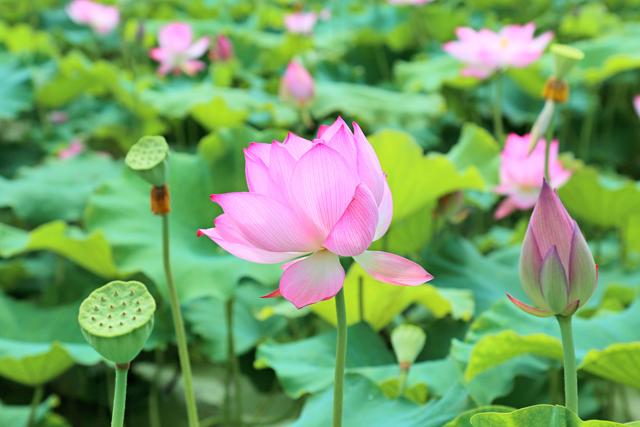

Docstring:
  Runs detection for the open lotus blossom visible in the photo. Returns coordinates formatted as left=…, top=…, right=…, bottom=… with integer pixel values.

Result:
left=150, top=22, right=210, bottom=76
left=634, top=95, right=640, bottom=118
left=494, top=133, right=571, bottom=219
left=209, top=35, right=233, bottom=62
left=280, top=60, right=315, bottom=106
left=284, top=11, right=318, bottom=34
left=198, top=118, right=433, bottom=308
left=443, top=23, right=552, bottom=79
left=509, top=181, right=597, bottom=317
left=67, top=0, right=119, bottom=34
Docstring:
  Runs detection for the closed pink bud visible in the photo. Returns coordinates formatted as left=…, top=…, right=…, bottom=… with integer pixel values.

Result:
left=67, top=0, right=119, bottom=35
left=210, top=35, right=233, bottom=62
left=280, top=60, right=314, bottom=106
left=509, top=181, right=597, bottom=317
left=634, top=95, right=640, bottom=118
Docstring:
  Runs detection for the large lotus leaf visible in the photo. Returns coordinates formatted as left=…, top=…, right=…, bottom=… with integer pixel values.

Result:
left=310, top=82, right=444, bottom=131
left=292, top=378, right=469, bottom=427
left=311, top=262, right=474, bottom=330
left=0, top=294, right=100, bottom=386
left=0, top=397, right=68, bottom=427
left=579, top=342, right=640, bottom=389
left=84, top=152, right=281, bottom=302
left=255, top=323, right=395, bottom=398
left=457, top=300, right=640, bottom=402
left=447, top=123, right=500, bottom=188
left=183, top=282, right=287, bottom=362
left=470, top=404, right=637, bottom=427
left=444, top=406, right=515, bottom=427
left=0, top=154, right=120, bottom=225
left=0, top=55, right=31, bottom=119
left=559, top=166, right=640, bottom=230
left=0, top=221, right=119, bottom=278
left=395, top=55, right=480, bottom=93
left=424, top=238, right=522, bottom=313
left=36, top=52, right=120, bottom=107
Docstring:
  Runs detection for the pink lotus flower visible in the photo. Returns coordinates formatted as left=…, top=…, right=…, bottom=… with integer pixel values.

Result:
left=67, top=0, right=119, bottom=34
left=198, top=118, right=433, bottom=308
left=494, top=133, right=571, bottom=219
left=509, top=181, right=597, bottom=317
left=209, top=35, right=233, bottom=62
left=280, top=60, right=315, bottom=106
left=284, top=12, right=318, bottom=34
left=58, top=140, right=85, bottom=160
left=634, top=95, right=640, bottom=118
left=443, top=23, right=552, bottom=79
left=150, top=22, right=210, bottom=76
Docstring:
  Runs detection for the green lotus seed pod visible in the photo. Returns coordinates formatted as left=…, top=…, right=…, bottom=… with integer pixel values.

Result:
left=551, top=44, right=584, bottom=80
left=78, top=281, right=156, bottom=364
left=125, top=136, right=169, bottom=187
left=391, top=324, right=426, bottom=367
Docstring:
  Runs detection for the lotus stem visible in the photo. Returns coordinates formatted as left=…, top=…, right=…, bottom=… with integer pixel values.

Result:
left=358, top=275, right=364, bottom=323
left=111, top=364, right=129, bottom=427
left=333, top=288, right=347, bottom=427
left=493, top=74, right=505, bottom=145
left=27, top=385, right=44, bottom=427
left=556, top=315, right=578, bottom=413
left=161, top=213, right=199, bottom=427
left=226, top=298, right=243, bottom=426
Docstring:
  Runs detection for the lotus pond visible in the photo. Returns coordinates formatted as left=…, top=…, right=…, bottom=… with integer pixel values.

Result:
left=1, top=1, right=640, bottom=426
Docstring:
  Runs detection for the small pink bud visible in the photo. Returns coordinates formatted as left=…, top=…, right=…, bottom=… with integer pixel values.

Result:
left=280, top=60, right=314, bottom=106
left=510, top=181, right=597, bottom=317
left=634, top=95, right=640, bottom=118
left=210, top=35, right=233, bottom=62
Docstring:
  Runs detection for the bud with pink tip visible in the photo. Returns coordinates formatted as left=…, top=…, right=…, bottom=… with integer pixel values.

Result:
left=210, top=35, right=233, bottom=62
left=508, top=181, right=597, bottom=317
left=280, top=60, right=314, bottom=106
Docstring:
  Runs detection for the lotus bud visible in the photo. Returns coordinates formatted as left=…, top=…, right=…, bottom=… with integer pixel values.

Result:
left=528, top=99, right=555, bottom=153
left=391, top=324, right=426, bottom=369
left=78, top=280, right=156, bottom=364
left=508, top=181, right=597, bottom=317
left=210, top=35, right=233, bottom=62
left=280, top=60, right=315, bottom=107
left=551, top=44, right=584, bottom=81
left=125, top=136, right=169, bottom=187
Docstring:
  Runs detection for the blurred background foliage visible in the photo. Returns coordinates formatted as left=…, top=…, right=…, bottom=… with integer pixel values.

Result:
left=0, top=0, right=640, bottom=426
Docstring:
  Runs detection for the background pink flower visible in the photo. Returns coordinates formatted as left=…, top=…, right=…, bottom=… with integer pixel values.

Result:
left=494, top=133, right=571, bottom=219
left=58, top=140, right=85, bottom=160
left=209, top=35, right=233, bottom=62
left=388, top=0, right=434, bottom=5
left=634, top=95, right=640, bottom=118
left=150, top=22, right=210, bottom=76
left=198, top=118, right=432, bottom=308
left=67, top=0, right=119, bottom=34
left=443, top=23, right=552, bottom=79
left=280, top=60, right=315, bottom=106
left=284, top=12, right=318, bottom=34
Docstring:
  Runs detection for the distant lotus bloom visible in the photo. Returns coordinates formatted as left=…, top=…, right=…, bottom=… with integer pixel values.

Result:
left=59, top=140, right=85, bottom=160
left=443, top=23, right=552, bottom=79
left=280, top=60, right=315, bottom=106
left=284, top=11, right=318, bottom=34
left=209, top=35, right=233, bottom=62
left=509, top=181, right=597, bottom=317
left=67, top=0, right=119, bottom=34
left=48, top=111, right=69, bottom=124
left=634, top=95, right=640, bottom=118
left=198, top=118, right=433, bottom=308
left=388, top=0, right=434, bottom=4
left=150, top=22, right=210, bottom=76
left=494, top=133, right=571, bottom=219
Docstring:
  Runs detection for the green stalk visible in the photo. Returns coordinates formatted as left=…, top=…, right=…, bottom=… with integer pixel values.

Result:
left=333, top=289, right=347, bottom=427
left=543, top=108, right=557, bottom=183
left=161, top=214, right=200, bottom=427
left=492, top=74, right=505, bottom=145
left=226, top=298, right=243, bottom=426
left=556, top=315, right=578, bottom=413
left=148, top=349, right=163, bottom=427
left=111, top=364, right=129, bottom=427
left=358, top=275, right=364, bottom=323
left=398, top=369, right=409, bottom=396
left=27, top=385, right=44, bottom=427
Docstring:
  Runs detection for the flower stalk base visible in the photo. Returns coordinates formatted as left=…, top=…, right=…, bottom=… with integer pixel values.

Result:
left=333, top=289, right=347, bottom=427
left=557, top=315, right=578, bottom=413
